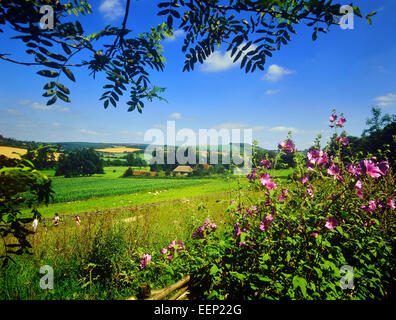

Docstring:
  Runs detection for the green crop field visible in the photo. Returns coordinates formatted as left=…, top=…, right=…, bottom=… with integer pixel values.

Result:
left=48, top=177, right=212, bottom=203
left=21, top=167, right=292, bottom=218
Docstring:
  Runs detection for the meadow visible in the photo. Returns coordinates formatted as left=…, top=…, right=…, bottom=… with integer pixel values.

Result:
left=1, top=183, right=253, bottom=300
left=24, top=167, right=290, bottom=218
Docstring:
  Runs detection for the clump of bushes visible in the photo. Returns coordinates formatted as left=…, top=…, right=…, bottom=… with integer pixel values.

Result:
left=141, top=111, right=395, bottom=300
left=122, top=167, right=133, bottom=177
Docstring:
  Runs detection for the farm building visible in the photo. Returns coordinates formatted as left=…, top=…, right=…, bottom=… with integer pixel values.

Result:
left=173, top=165, right=193, bottom=176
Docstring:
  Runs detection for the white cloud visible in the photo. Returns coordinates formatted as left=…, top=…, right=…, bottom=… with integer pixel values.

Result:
left=52, top=122, right=60, bottom=127
left=201, top=43, right=257, bottom=72
left=269, top=126, right=301, bottom=133
left=136, top=131, right=143, bottom=136
left=29, top=102, right=70, bottom=112
left=213, top=122, right=248, bottom=130
left=16, top=120, right=38, bottom=128
left=169, top=112, right=182, bottom=119
left=374, top=93, right=396, bottom=107
left=7, top=109, right=21, bottom=115
left=80, top=129, right=98, bottom=136
left=18, top=99, right=31, bottom=105
left=165, top=29, right=185, bottom=42
left=265, top=89, right=280, bottom=95
left=99, top=0, right=124, bottom=20
left=262, top=64, right=295, bottom=82
left=268, top=126, right=329, bottom=135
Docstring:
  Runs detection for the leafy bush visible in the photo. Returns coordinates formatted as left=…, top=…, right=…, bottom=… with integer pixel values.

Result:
left=122, top=167, right=134, bottom=178
left=86, top=224, right=129, bottom=286
left=149, top=111, right=395, bottom=300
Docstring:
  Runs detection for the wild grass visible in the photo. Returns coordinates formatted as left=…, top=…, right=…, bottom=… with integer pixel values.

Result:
left=1, top=189, right=250, bottom=300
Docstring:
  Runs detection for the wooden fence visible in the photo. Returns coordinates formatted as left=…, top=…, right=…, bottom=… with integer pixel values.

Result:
left=127, top=275, right=191, bottom=300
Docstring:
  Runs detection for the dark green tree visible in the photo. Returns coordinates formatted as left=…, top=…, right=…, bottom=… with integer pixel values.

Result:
left=362, top=106, right=396, bottom=137
left=55, top=148, right=103, bottom=177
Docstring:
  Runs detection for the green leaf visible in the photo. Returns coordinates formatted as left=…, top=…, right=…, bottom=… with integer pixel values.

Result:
left=61, top=43, right=72, bottom=55
left=43, top=82, right=56, bottom=90
left=230, top=271, right=245, bottom=282
left=42, top=90, right=56, bottom=97
left=62, top=67, right=76, bottom=82
left=56, top=82, right=70, bottom=95
left=56, top=91, right=71, bottom=103
left=46, top=95, right=57, bottom=105
left=37, top=70, right=59, bottom=78
left=292, top=276, right=307, bottom=298
left=210, top=264, right=221, bottom=276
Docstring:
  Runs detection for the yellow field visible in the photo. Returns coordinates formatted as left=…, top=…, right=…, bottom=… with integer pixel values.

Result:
left=0, top=146, right=27, bottom=158
left=95, top=146, right=142, bottom=153
left=0, top=146, right=61, bottom=160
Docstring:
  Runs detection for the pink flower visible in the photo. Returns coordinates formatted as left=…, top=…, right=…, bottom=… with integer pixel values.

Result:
left=336, top=175, right=344, bottom=183
left=260, top=172, right=271, bottom=186
left=346, top=163, right=362, bottom=176
left=356, top=189, right=364, bottom=199
left=355, top=180, right=363, bottom=190
left=329, top=114, right=337, bottom=122
left=239, top=241, right=247, bottom=247
left=168, top=240, right=176, bottom=249
left=335, top=117, right=347, bottom=127
left=246, top=205, right=258, bottom=215
left=265, top=180, right=277, bottom=191
left=377, top=161, right=389, bottom=176
left=259, top=214, right=274, bottom=232
left=140, top=254, right=151, bottom=269
left=278, top=188, right=288, bottom=202
left=387, top=198, right=395, bottom=209
left=299, top=174, right=309, bottom=184
left=160, top=248, right=168, bottom=255
left=360, top=160, right=382, bottom=178
left=360, top=200, right=377, bottom=213
left=368, top=200, right=376, bottom=212
left=335, top=136, right=349, bottom=146
left=234, top=222, right=241, bottom=239
left=259, top=159, right=271, bottom=169
left=168, top=255, right=173, bottom=261
left=278, top=140, right=296, bottom=153
left=363, top=220, right=376, bottom=227
left=311, top=231, right=320, bottom=237
left=209, top=222, right=217, bottom=230
left=327, top=164, right=340, bottom=176
left=306, top=185, right=314, bottom=198
left=177, top=240, right=184, bottom=253
left=324, top=217, right=339, bottom=230
left=307, top=149, right=328, bottom=167
left=246, top=168, right=257, bottom=182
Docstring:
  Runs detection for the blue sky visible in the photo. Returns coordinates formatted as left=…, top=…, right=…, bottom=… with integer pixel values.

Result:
left=0, top=0, right=395, bottom=150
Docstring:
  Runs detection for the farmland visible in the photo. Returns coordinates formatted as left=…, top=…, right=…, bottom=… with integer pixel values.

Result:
left=0, top=146, right=27, bottom=159
left=95, top=146, right=142, bottom=153
left=22, top=166, right=262, bottom=217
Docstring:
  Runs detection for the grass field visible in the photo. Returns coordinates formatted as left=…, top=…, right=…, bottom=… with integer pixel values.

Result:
left=22, top=167, right=292, bottom=218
